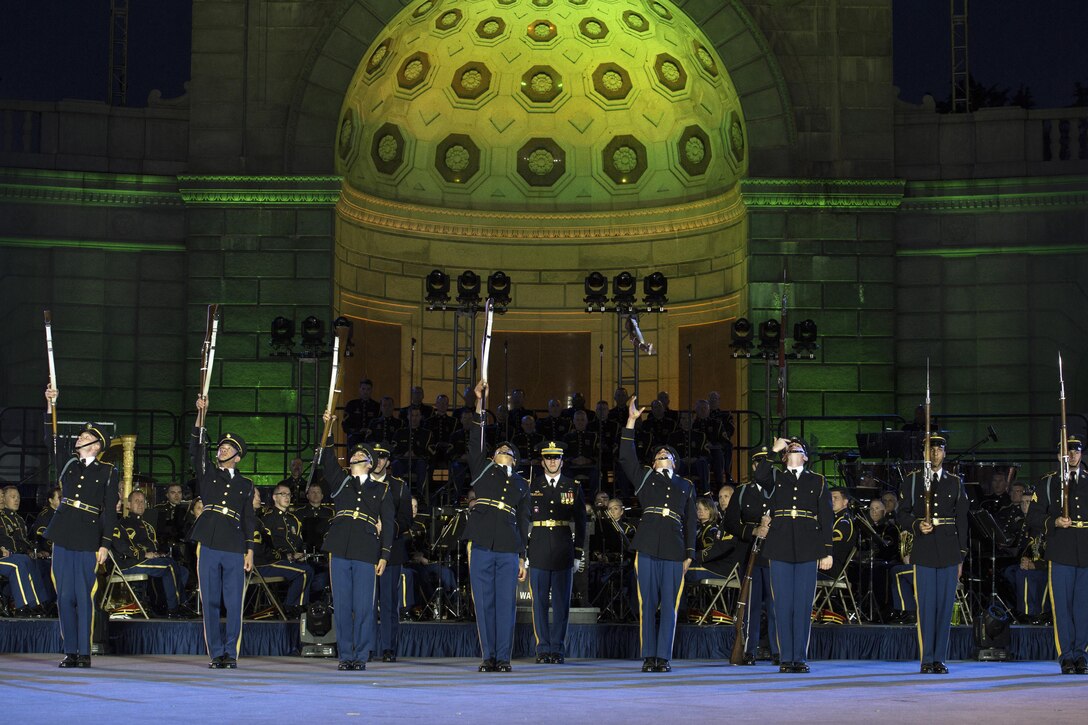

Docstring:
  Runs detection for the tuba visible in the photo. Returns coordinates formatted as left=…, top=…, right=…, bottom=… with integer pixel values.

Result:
left=899, top=529, right=913, bottom=562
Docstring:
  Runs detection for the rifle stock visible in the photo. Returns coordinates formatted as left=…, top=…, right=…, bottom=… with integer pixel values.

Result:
left=730, top=535, right=764, bottom=665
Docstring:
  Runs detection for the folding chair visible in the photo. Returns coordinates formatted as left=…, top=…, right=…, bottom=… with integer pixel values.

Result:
left=813, top=547, right=862, bottom=622
left=100, top=551, right=151, bottom=619
left=243, top=567, right=287, bottom=620
left=695, top=565, right=740, bottom=625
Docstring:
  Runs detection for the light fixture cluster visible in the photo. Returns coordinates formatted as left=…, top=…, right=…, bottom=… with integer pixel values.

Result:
left=582, top=270, right=668, bottom=313
left=425, top=269, right=512, bottom=312
left=270, top=315, right=354, bottom=357
left=730, top=317, right=818, bottom=359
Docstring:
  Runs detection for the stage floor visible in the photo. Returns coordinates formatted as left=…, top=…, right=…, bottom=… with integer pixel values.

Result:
left=3, top=655, right=1083, bottom=723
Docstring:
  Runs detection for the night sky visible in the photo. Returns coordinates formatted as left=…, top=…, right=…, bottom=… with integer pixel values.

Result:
left=0, top=1, right=1084, bottom=108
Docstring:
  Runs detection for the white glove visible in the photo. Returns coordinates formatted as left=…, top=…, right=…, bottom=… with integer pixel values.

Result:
left=573, top=558, right=584, bottom=573
left=524, top=558, right=530, bottom=570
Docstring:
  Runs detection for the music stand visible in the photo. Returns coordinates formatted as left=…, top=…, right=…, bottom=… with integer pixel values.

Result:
left=968, top=509, right=1011, bottom=615
left=430, top=508, right=469, bottom=620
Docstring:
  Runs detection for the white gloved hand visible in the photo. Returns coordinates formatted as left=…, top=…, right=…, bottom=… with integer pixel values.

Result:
left=524, top=558, right=530, bottom=570
left=573, top=558, right=584, bottom=573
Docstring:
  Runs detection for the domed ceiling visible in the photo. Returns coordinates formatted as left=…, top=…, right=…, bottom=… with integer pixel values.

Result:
left=335, top=0, right=748, bottom=212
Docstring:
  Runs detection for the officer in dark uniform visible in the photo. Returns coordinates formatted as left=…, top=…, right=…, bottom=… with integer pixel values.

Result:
left=319, top=421, right=394, bottom=672
left=369, top=441, right=413, bottom=662
left=723, top=447, right=778, bottom=665
left=256, top=484, right=313, bottom=618
left=896, top=433, right=968, bottom=675
left=32, top=486, right=61, bottom=553
left=0, top=488, right=47, bottom=615
left=153, top=483, right=191, bottom=553
left=688, top=497, right=737, bottom=581
left=527, top=440, right=587, bottom=664
left=111, top=489, right=189, bottom=617
left=463, top=379, right=531, bottom=673
left=342, top=378, right=381, bottom=448
left=619, top=396, right=697, bottom=673
left=44, top=386, right=119, bottom=668
left=1031, top=435, right=1088, bottom=674
left=825, top=488, right=857, bottom=580
left=758, top=437, right=834, bottom=674
left=365, top=396, right=403, bottom=444
left=190, top=397, right=257, bottom=669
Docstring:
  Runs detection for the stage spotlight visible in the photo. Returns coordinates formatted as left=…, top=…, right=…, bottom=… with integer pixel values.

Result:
left=584, top=271, right=608, bottom=311
left=301, top=316, right=326, bottom=348
left=729, top=317, right=754, bottom=357
left=758, top=319, right=781, bottom=355
left=487, top=271, right=512, bottom=308
left=425, top=269, right=451, bottom=308
left=642, top=272, right=668, bottom=310
left=270, top=317, right=295, bottom=352
left=299, top=600, right=337, bottom=658
left=612, top=271, right=636, bottom=309
left=792, top=319, right=818, bottom=358
left=975, top=604, right=1011, bottom=661
left=457, top=270, right=481, bottom=305
left=333, top=316, right=355, bottom=357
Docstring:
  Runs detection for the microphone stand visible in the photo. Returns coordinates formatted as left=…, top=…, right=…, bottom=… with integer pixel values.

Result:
left=598, top=343, right=605, bottom=494
left=409, top=337, right=417, bottom=497
left=686, top=344, right=693, bottom=480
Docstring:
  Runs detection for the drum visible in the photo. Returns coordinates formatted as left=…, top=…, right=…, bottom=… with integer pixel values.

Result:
left=952, top=461, right=1019, bottom=491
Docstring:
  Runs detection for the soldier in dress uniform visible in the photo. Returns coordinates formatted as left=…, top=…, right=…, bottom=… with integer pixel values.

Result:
left=619, top=396, right=697, bottom=673
left=43, top=387, right=119, bottom=668
left=1004, top=493, right=1048, bottom=625
left=190, top=397, right=257, bottom=669
left=758, top=437, right=834, bottom=674
left=366, top=396, right=403, bottom=445
left=527, top=440, right=587, bottom=664
left=369, top=441, right=413, bottom=662
left=342, top=378, right=380, bottom=448
left=539, top=399, right=571, bottom=441
left=318, top=424, right=394, bottom=672
left=562, top=411, right=600, bottom=494
left=0, top=486, right=47, bottom=616
left=110, top=489, right=189, bottom=617
left=255, top=484, right=313, bottom=618
left=462, top=379, right=530, bottom=673
left=686, top=497, right=737, bottom=582
left=512, top=415, right=544, bottom=473
left=723, top=448, right=779, bottom=665
left=1030, top=434, right=1088, bottom=674
left=896, top=433, right=968, bottom=675
left=392, top=408, right=434, bottom=494
left=32, top=486, right=61, bottom=552
left=825, top=488, right=857, bottom=580
left=153, top=483, right=191, bottom=553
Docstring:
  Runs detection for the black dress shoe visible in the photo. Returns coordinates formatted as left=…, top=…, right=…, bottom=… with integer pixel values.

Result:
left=208, top=655, right=225, bottom=669
left=59, top=654, right=80, bottom=668
left=642, top=657, right=657, bottom=672
left=352, top=661, right=365, bottom=671
left=920, top=663, right=934, bottom=674
left=479, top=658, right=496, bottom=672
left=338, top=660, right=355, bottom=671
left=551, top=653, right=565, bottom=664
left=495, top=660, right=512, bottom=672
left=791, top=661, right=810, bottom=673
left=779, top=662, right=794, bottom=673
left=366, top=651, right=376, bottom=663
left=382, top=650, right=397, bottom=663
left=931, top=662, right=948, bottom=674
left=536, top=653, right=551, bottom=664
left=77, top=655, right=92, bottom=668
left=653, top=659, right=672, bottom=672
left=1075, top=660, right=1088, bottom=675
left=740, top=652, right=756, bottom=666
left=771, top=655, right=780, bottom=666
left=221, top=656, right=237, bottom=669
left=1060, top=660, right=1076, bottom=675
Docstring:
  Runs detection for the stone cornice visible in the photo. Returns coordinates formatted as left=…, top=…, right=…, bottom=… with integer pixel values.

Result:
left=0, top=168, right=182, bottom=208
left=741, top=178, right=906, bottom=211
left=900, top=176, right=1088, bottom=213
left=336, top=184, right=748, bottom=241
left=176, top=175, right=342, bottom=206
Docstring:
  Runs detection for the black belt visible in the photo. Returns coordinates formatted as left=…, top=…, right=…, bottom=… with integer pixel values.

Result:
left=61, top=497, right=100, bottom=515
left=643, top=506, right=681, bottom=523
left=204, top=504, right=241, bottom=521
left=476, top=498, right=516, bottom=516
left=774, top=508, right=816, bottom=520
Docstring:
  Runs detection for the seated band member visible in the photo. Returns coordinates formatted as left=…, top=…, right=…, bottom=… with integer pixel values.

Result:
left=619, top=396, right=696, bottom=674
left=370, top=441, right=413, bottom=663
left=822, top=488, right=856, bottom=581
left=319, top=421, right=394, bottom=672
left=405, top=495, right=458, bottom=608
left=190, top=397, right=257, bottom=670
left=686, top=497, right=737, bottom=583
left=528, top=440, right=587, bottom=664
left=896, top=433, right=967, bottom=675
left=1002, top=494, right=1049, bottom=625
left=0, top=491, right=47, bottom=617
left=463, top=380, right=530, bottom=673
left=110, top=489, right=188, bottom=617
left=1030, top=434, right=1088, bottom=675
left=255, top=485, right=313, bottom=619
left=44, top=386, right=119, bottom=669
left=758, top=437, right=833, bottom=674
